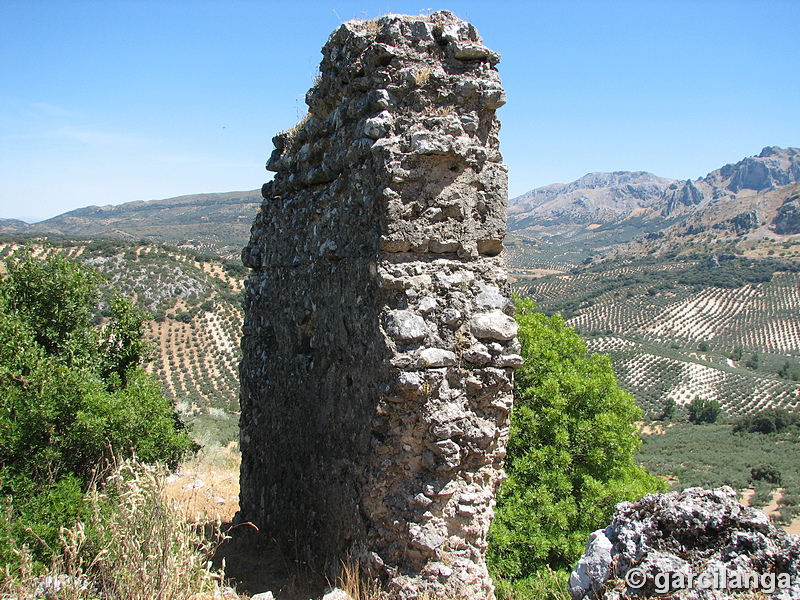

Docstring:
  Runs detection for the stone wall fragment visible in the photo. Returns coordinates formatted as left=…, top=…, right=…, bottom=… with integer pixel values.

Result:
left=240, top=11, right=516, bottom=599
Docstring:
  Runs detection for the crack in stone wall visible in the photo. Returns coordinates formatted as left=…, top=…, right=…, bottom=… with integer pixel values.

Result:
left=239, top=11, right=518, bottom=599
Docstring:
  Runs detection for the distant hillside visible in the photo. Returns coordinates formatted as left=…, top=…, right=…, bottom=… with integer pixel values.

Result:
left=508, top=147, right=800, bottom=268
left=3, top=147, right=797, bottom=265
left=0, top=239, right=246, bottom=446
left=508, top=146, right=800, bottom=419
left=3, top=145, right=799, bottom=426
left=0, top=218, right=33, bottom=233
left=617, top=182, right=800, bottom=259
left=3, top=190, right=262, bottom=258
left=514, top=251, right=800, bottom=417
left=509, top=171, right=677, bottom=231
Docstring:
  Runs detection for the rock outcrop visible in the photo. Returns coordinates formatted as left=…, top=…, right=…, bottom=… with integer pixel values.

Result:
left=771, top=192, right=800, bottom=235
left=710, top=146, right=800, bottom=195
left=508, top=147, right=800, bottom=238
left=711, top=209, right=760, bottom=234
left=664, top=178, right=705, bottom=216
left=569, top=487, right=800, bottom=600
left=508, top=171, right=676, bottom=230
left=239, top=11, right=515, bottom=599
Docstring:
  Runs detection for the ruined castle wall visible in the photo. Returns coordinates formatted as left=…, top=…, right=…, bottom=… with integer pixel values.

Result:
left=240, top=12, right=518, bottom=598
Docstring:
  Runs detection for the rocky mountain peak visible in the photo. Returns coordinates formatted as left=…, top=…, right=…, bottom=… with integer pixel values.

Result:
left=703, top=145, right=800, bottom=195
left=511, top=171, right=674, bottom=209
left=508, top=171, right=677, bottom=232
left=760, top=145, right=783, bottom=158
left=509, top=147, right=800, bottom=238
left=570, top=171, right=665, bottom=190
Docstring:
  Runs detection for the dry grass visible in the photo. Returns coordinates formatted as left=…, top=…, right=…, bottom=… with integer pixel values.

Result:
left=0, top=458, right=238, bottom=600
left=285, top=112, right=312, bottom=140
left=413, top=68, right=431, bottom=86
left=335, top=556, right=485, bottom=600
left=164, top=443, right=241, bottom=525
left=429, top=105, right=455, bottom=116
left=357, top=19, right=381, bottom=36
left=337, top=558, right=382, bottom=600
left=0, top=450, right=570, bottom=599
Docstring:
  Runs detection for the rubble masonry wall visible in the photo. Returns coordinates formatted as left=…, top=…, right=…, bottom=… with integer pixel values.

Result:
left=240, top=11, right=518, bottom=598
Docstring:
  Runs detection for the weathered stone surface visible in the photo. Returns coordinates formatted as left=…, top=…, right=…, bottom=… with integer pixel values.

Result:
left=239, top=11, right=513, bottom=600
left=321, top=589, right=354, bottom=600
left=418, top=348, right=457, bottom=368
left=469, top=309, right=519, bottom=341
left=464, top=343, right=491, bottom=365
left=474, top=284, right=510, bottom=311
left=386, top=310, right=429, bottom=342
left=771, top=193, right=800, bottom=235
left=570, top=530, right=614, bottom=599
left=569, top=487, right=800, bottom=600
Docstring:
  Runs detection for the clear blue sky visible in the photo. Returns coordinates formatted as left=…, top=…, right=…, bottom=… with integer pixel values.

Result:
left=1, top=0, right=798, bottom=222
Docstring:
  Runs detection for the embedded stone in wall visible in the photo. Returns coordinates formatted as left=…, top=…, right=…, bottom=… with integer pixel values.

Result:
left=239, top=11, right=516, bottom=599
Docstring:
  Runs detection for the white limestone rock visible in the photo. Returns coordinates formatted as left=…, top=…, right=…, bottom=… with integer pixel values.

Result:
left=386, top=310, right=428, bottom=342
left=469, top=309, right=518, bottom=341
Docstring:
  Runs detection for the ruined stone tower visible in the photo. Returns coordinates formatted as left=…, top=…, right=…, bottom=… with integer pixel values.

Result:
left=240, top=11, right=519, bottom=598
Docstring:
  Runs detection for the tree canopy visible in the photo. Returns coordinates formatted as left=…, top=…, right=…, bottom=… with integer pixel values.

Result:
left=487, top=298, right=664, bottom=582
left=687, top=397, right=722, bottom=424
left=0, top=248, right=195, bottom=564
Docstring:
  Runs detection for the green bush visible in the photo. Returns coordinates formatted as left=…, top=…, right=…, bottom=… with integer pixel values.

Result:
left=487, top=299, right=664, bottom=582
left=745, top=352, right=760, bottom=370
left=1, top=459, right=229, bottom=599
left=637, top=422, right=800, bottom=492
left=778, top=360, right=800, bottom=381
left=772, top=510, right=793, bottom=525
left=0, top=248, right=196, bottom=566
left=687, top=397, right=722, bottom=424
left=733, top=408, right=798, bottom=434
left=780, top=491, right=800, bottom=509
left=494, top=566, right=571, bottom=600
left=779, top=505, right=799, bottom=522
left=750, top=481, right=774, bottom=508
left=750, top=464, right=782, bottom=486
left=658, top=398, right=677, bottom=421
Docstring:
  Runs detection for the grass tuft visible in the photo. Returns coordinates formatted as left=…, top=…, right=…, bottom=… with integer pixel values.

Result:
left=1, top=458, right=237, bottom=600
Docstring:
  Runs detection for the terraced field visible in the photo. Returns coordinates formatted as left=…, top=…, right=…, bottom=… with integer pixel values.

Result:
left=565, top=272, right=800, bottom=354
left=0, top=240, right=246, bottom=429
left=587, top=337, right=799, bottom=417
left=514, top=252, right=800, bottom=416
left=147, top=301, right=242, bottom=414
left=7, top=233, right=800, bottom=436
left=503, top=234, right=581, bottom=274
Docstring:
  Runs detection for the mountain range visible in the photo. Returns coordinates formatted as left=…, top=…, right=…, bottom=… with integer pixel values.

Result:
left=502, top=147, right=800, bottom=420
left=3, top=147, right=799, bottom=263
left=0, top=190, right=262, bottom=258
left=508, top=146, right=800, bottom=253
